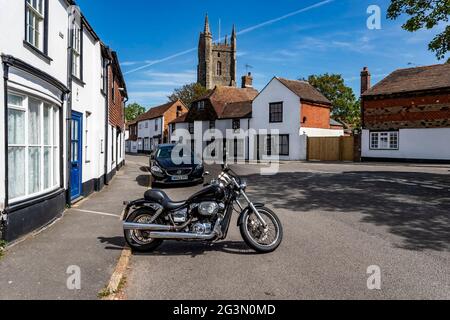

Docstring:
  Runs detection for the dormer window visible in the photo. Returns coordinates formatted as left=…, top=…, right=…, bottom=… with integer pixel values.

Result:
left=198, top=101, right=205, bottom=111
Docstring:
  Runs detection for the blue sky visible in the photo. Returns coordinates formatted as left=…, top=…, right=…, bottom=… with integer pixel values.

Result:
left=77, top=0, right=446, bottom=109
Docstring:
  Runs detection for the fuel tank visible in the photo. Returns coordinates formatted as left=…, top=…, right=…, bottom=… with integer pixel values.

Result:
left=188, top=184, right=225, bottom=203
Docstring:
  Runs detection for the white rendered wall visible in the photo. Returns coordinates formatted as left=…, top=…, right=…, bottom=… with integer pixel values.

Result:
left=362, top=128, right=450, bottom=160
left=0, top=0, right=70, bottom=203
left=250, top=78, right=304, bottom=160
left=71, top=30, right=105, bottom=185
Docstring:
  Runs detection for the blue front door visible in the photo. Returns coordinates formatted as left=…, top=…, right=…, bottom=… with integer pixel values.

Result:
left=70, top=112, right=83, bottom=200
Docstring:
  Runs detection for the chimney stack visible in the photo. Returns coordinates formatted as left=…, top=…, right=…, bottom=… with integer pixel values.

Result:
left=241, top=72, right=253, bottom=88
left=360, top=67, right=371, bottom=95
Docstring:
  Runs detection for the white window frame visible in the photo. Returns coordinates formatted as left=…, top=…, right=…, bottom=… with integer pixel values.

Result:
left=25, top=0, right=45, bottom=51
left=85, top=112, right=91, bottom=163
left=369, top=131, right=399, bottom=150
left=72, top=24, right=81, bottom=78
left=7, top=91, right=60, bottom=203
left=101, top=56, right=106, bottom=93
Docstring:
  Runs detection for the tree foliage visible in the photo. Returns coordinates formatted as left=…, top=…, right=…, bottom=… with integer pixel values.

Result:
left=387, top=0, right=450, bottom=60
left=125, top=102, right=146, bottom=122
left=168, top=83, right=210, bottom=107
left=305, top=74, right=361, bottom=128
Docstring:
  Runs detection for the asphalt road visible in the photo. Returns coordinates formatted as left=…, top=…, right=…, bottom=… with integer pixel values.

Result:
left=124, top=155, right=450, bottom=299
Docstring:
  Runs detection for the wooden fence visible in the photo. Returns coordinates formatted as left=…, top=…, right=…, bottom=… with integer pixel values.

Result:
left=307, top=136, right=355, bottom=161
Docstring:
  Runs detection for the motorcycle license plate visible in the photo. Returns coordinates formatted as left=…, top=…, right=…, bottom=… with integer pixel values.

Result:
left=172, top=175, right=188, bottom=181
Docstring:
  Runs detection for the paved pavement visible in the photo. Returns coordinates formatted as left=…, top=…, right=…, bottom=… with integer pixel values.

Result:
left=124, top=160, right=450, bottom=300
left=0, top=156, right=150, bottom=300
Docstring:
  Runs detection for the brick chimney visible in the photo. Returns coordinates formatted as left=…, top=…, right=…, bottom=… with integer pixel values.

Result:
left=241, top=72, right=253, bottom=88
left=360, top=67, right=371, bottom=95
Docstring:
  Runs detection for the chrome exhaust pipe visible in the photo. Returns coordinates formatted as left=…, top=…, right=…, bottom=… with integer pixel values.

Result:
left=123, top=222, right=173, bottom=231
left=148, top=231, right=217, bottom=240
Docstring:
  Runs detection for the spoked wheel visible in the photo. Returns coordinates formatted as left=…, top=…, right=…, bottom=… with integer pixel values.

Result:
left=240, top=206, right=283, bottom=253
left=124, top=208, right=163, bottom=252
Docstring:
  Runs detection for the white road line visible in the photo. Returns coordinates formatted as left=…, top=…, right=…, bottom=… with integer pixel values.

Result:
left=71, top=208, right=121, bottom=218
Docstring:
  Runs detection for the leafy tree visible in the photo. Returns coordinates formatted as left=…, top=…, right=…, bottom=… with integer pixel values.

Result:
left=387, top=0, right=450, bottom=60
left=125, top=102, right=145, bottom=122
left=305, top=74, right=361, bottom=128
left=168, top=82, right=209, bottom=107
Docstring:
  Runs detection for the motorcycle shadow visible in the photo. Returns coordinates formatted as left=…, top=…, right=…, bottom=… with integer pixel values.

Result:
left=97, top=237, right=259, bottom=256
left=134, top=240, right=259, bottom=257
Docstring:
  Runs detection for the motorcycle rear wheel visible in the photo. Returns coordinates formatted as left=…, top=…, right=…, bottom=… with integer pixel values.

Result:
left=124, top=208, right=164, bottom=253
left=240, top=206, right=283, bottom=253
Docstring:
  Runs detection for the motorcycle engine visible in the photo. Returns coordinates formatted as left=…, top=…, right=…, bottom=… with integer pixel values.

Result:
left=198, top=202, right=220, bottom=216
left=172, top=208, right=188, bottom=223
left=191, top=222, right=212, bottom=235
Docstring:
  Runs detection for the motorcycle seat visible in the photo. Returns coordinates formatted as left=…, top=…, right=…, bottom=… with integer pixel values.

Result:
left=144, top=189, right=186, bottom=211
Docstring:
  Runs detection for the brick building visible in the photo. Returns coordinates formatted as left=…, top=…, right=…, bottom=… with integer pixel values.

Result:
left=105, top=48, right=128, bottom=183
left=360, top=64, right=450, bottom=162
left=134, top=100, right=187, bottom=153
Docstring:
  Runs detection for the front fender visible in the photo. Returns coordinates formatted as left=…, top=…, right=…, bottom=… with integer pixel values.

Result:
left=122, top=199, right=160, bottom=221
left=237, top=203, right=265, bottom=226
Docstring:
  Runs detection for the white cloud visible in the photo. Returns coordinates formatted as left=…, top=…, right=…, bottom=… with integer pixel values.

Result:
left=123, top=0, right=335, bottom=74
left=121, top=61, right=139, bottom=66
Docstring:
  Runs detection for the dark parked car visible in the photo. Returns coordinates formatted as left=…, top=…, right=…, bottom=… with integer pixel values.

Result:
left=149, top=144, right=204, bottom=185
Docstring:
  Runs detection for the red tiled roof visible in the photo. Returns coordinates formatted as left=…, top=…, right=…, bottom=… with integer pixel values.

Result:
left=136, top=100, right=183, bottom=122
left=221, top=100, right=253, bottom=119
left=193, top=86, right=258, bottom=118
left=277, top=77, right=331, bottom=106
left=169, top=113, right=188, bottom=124
left=363, top=63, right=450, bottom=97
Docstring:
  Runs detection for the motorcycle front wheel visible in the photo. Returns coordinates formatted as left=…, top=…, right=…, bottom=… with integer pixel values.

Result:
left=124, top=208, right=164, bottom=253
left=240, top=206, right=283, bottom=253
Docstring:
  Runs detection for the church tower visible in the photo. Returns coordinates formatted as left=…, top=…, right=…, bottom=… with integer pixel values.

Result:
left=198, top=15, right=237, bottom=89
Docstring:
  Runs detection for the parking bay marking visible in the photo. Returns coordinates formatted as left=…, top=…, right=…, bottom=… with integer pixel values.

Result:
left=71, top=208, right=122, bottom=218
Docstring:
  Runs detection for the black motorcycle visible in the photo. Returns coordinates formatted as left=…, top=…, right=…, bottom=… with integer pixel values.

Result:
left=123, top=164, right=283, bottom=253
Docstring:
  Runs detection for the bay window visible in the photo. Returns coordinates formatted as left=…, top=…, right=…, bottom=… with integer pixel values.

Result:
left=7, top=92, right=60, bottom=202
left=25, top=0, right=46, bottom=51
left=370, top=131, right=399, bottom=150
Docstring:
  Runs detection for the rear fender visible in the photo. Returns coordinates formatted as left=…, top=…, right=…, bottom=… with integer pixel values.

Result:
left=237, top=203, right=265, bottom=226
left=122, top=199, right=161, bottom=221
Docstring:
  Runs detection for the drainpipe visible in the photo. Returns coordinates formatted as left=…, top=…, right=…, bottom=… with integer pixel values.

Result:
left=66, top=8, right=75, bottom=206
left=104, top=58, right=112, bottom=185
left=123, top=97, right=128, bottom=166
left=247, top=118, right=250, bottom=163
left=1, top=61, right=10, bottom=239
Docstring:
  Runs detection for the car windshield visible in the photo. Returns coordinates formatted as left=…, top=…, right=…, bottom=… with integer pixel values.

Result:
left=155, top=145, right=199, bottom=163
left=156, top=146, right=175, bottom=159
